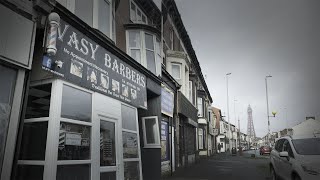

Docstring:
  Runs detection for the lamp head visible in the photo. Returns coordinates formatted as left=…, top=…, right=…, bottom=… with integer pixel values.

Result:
left=226, top=73, right=232, bottom=76
left=272, top=111, right=277, bottom=117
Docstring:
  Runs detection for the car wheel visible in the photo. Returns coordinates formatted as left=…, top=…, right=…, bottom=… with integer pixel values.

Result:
left=270, top=166, right=277, bottom=180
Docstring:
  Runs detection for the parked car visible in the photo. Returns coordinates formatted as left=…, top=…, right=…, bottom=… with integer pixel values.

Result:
left=269, top=136, right=320, bottom=180
left=260, top=146, right=272, bottom=155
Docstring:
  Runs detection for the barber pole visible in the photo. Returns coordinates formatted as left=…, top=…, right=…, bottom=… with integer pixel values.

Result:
left=46, top=12, right=60, bottom=56
left=59, top=130, right=66, bottom=150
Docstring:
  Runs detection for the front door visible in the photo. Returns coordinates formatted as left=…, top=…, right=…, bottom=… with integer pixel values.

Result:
left=99, top=117, right=119, bottom=180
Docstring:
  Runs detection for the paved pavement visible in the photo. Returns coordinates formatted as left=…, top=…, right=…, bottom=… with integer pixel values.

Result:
left=162, top=151, right=271, bottom=180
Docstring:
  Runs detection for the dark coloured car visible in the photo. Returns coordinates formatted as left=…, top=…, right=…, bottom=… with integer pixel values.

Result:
left=260, top=146, right=272, bottom=155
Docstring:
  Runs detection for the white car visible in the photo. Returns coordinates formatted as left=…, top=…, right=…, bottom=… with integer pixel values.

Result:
left=269, top=136, right=320, bottom=180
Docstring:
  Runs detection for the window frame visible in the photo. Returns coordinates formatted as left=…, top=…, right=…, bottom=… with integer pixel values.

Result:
left=169, top=29, right=174, bottom=50
left=198, top=128, right=203, bottom=150
left=56, top=0, right=116, bottom=40
left=1, top=66, right=26, bottom=180
left=129, top=0, right=148, bottom=24
left=189, top=81, right=193, bottom=102
left=141, top=116, right=161, bottom=148
left=197, top=97, right=203, bottom=117
left=171, top=63, right=181, bottom=80
left=126, top=30, right=161, bottom=76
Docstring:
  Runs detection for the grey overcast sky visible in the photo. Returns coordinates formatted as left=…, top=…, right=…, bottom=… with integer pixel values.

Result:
left=175, top=0, right=320, bottom=137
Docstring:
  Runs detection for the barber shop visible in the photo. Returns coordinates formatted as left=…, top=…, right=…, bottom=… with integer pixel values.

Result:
left=0, top=0, right=163, bottom=179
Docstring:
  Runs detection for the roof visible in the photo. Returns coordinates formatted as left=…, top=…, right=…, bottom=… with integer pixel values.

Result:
left=162, top=0, right=213, bottom=103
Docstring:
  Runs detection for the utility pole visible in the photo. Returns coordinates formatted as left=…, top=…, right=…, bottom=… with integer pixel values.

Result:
left=265, top=75, right=272, bottom=146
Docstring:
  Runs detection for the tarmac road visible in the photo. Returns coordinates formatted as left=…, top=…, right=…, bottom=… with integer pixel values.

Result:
left=162, top=152, right=271, bottom=180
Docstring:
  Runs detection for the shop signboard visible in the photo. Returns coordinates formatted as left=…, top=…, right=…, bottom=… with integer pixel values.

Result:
left=42, top=20, right=147, bottom=109
left=161, top=85, right=174, bottom=117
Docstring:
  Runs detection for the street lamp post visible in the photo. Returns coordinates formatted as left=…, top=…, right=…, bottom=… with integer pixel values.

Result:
left=234, top=99, right=237, bottom=150
left=226, top=73, right=232, bottom=153
left=265, top=75, right=272, bottom=146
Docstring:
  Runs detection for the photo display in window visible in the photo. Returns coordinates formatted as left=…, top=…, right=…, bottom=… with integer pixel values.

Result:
left=58, top=122, right=91, bottom=160
left=123, top=131, right=138, bottom=158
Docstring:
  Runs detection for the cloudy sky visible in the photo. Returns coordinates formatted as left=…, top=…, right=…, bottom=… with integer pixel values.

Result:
left=175, top=0, right=320, bottom=137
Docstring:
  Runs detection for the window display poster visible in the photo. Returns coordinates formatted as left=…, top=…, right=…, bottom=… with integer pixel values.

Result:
left=161, top=121, right=169, bottom=161
left=161, top=85, right=174, bottom=117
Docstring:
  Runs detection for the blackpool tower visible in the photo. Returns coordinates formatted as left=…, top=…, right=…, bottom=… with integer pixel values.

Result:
left=247, top=105, right=256, bottom=141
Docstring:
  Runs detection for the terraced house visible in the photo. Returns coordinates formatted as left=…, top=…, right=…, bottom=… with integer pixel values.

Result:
left=0, top=0, right=212, bottom=179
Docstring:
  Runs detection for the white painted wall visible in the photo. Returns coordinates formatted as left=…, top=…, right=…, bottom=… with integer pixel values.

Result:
left=292, top=119, right=320, bottom=138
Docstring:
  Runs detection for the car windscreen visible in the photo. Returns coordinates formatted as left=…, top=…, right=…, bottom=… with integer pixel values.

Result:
left=292, top=138, right=320, bottom=155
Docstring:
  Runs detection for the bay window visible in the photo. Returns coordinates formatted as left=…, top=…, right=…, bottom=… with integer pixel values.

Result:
left=57, top=0, right=116, bottom=40
left=127, top=30, right=161, bottom=76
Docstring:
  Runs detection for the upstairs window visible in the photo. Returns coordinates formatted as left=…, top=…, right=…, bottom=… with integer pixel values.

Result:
left=170, top=29, right=174, bottom=50
left=197, top=97, right=203, bottom=117
left=57, top=0, right=116, bottom=40
left=198, top=128, right=203, bottom=149
left=189, top=81, right=193, bottom=102
left=130, top=0, right=147, bottom=24
left=171, top=63, right=181, bottom=80
left=127, top=30, right=161, bottom=76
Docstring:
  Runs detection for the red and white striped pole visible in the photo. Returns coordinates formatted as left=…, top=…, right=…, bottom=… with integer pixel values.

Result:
left=46, top=12, right=60, bottom=56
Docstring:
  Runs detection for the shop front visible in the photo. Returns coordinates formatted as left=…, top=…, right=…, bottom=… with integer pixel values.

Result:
left=0, top=3, right=36, bottom=180
left=177, top=92, right=198, bottom=167
left=14, top=10, right=160, bottom=180
left=160, top=84, right=175, bottom=176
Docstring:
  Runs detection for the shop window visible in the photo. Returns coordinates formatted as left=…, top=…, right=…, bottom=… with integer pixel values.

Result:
left=19, top=122, right=48, bottom=160
left=100, top=120, right=116, bottom=166
left=130, top=0, right=147, bottom=24
left=197, top=97, right=203, bottom=117
left=198, top=128, right=203, bottom=149
left=127, top=30, right=161, bottom=76
left=161, top=121, right=169, bottom=161
left=121, top=104, right=137, bottom=131
left=121, top=104, right=141, bottom=178
left=57, top=0, right=116, bottom=40
left=25, top=84, right=52, bottom=119
left=142, top=116, right=160, bottom=148
left=61, top=85, right=92, bottom=122
left=124, top=161, right=140, bottom=180
left=123, top=131, right=139, bottom=158
left=56, top=164, right=90, bottom=180
left=0, top=64, right=16, bottom=174
left=58, top=122, right=91, bottom=160
left=171, top=63, right=181, bottom=80
left=15, top=165, right=44, bottom=180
